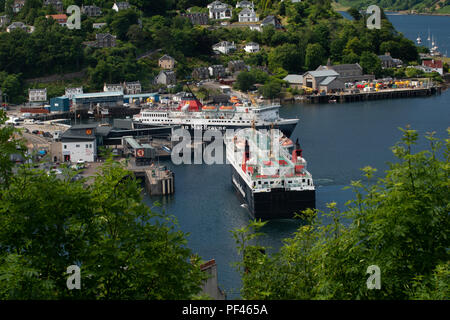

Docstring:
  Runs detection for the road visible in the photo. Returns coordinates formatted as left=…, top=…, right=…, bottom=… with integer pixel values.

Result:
left=200, top=81, right=248, bottom=101
left=22, top=132, right=50, bottom=149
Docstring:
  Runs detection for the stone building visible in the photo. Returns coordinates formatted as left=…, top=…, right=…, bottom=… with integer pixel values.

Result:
left=81, top=5, right=102, bottom=17
left=192, top=67, right=210, bottom=80
left=95, top=33, right=116, bottom=48
left=155, top=70, right=177, bottom=85
left=158, top=55, right=176, bottom=70
left=43, top=0, right=64, bottom=13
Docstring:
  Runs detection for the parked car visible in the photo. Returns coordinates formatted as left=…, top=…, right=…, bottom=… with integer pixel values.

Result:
left=71, top=174, right=83, bottom=182
left=47, top=168, right=62, bottom=175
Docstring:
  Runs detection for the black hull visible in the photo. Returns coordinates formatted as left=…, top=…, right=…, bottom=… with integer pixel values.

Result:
left=231, top=167, right=315, bottom=220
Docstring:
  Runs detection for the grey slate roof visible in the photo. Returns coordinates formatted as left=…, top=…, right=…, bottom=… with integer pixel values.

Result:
left=320, top=76, right=337, bottom=85
left=283, top=74, right=303, bottom=84
left=306, top=70, right=339, bottom=78
left=60, top=124, right=98, bottom=141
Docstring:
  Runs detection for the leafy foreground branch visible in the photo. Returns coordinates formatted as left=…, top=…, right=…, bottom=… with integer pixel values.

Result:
left=0, top=115, right=206, bottom=299
left=233, top=127, right=449, bottom=300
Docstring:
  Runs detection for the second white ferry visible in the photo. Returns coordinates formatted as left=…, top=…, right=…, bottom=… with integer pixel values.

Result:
left=132, top=93, right=299, bottom=136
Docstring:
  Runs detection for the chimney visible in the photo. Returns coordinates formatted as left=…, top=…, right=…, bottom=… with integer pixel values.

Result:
left=292, top=138, right=302, bottom=162
left=241, top=140, right=250, bottom=173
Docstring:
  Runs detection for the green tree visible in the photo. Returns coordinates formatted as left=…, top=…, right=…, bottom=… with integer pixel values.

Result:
left=347, top=7, right=362, bottom=20
left=405, top=67, right=424, bottom=78
left=359, top=51, right=382, bottom=76
left=234, top=71, right=256, bottom=92
left=0, top=112, right=206, bottom=299
left=268, top=43, right=303, bottom=73
left=110, top=9, right=139, bottom=41
left=234, top=127, right=450, bottom=300
left=305, top=43, right=325, bottom=71
left=258, top=78, right=282, bottom=99
left=0, top=111, right=25, bottom=187
left=0, top=72, right=24, bottom=104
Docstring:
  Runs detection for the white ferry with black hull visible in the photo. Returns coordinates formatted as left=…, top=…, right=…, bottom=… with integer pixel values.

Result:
left=225, top=128, right=315, bottom=220
left=132, top=94, right=299, bottom=136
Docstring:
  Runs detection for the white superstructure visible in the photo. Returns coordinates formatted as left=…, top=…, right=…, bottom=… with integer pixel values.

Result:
left=225, top=128, right=314, bottom=193
left=133, top=99, right=298, bottom=132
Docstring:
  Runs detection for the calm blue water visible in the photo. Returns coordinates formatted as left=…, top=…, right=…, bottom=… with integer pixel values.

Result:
left=340, top=11, right=450, bottom=55
left=145, top=90, right=450, bottom=299
left=143, top=14, right=450, bottom=299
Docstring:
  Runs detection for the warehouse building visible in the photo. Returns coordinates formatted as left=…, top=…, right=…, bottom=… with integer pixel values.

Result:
left=72, top=91, right=123, bottom=110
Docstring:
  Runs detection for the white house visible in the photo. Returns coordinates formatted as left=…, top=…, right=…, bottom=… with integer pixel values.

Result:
left=249, top=24, right=261, bottom=32
left=208, top=1, right=232, bottom=20
left=59, top=125, right=99, bottom=162
left=236, top=1, right=254, bottom=8
left=65, top=87, right=83, bottom=99
left=6, top=21, right=33, bottom=33
left=93, top=22, right=107, bottom=29
left=104, top=83, right=124, bottom=93
left=244, top=42, right=260, bottom=53
left=238, top=8, right=258, bottom=23
left=123, top=81, right=142, bottom=94
left=422, top=59, right=443, bottom=75
left=112, top=2, right=131, bottom=12
left=212, top=41, right=236, bottom=54
left=29, top=89, right=47, bottom=102
left=61, top=140, right=96, bottom=162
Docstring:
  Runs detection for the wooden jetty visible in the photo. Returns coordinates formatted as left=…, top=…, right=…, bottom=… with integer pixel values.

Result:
left=305, top=87, right=441, bottom=104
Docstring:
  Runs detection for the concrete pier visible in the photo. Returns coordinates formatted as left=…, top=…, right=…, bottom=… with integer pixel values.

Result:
left=128, top=162, right=175, bottom=196
left=144, top=166, right=175, bottom=196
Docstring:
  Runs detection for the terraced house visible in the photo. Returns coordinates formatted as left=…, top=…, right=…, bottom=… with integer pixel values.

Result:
left=43, top=0, right=63, bottom=13
left=81, top=5, right=102, bottom=17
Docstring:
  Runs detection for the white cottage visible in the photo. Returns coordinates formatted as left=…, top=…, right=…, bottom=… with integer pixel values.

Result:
left=212, top=41, right=236, bottom=54
left=238, top=8, right=258, bottom=23
left=244, top=42, right=260, bottom=53
left=208, top=1, right=232, bottom=20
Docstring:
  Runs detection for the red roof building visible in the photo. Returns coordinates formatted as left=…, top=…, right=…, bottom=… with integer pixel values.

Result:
left=423, top=59, right=443, bottom=69
left=422, top=59, right=444, bottom=75
left=45, top=14, right=68, bottom=26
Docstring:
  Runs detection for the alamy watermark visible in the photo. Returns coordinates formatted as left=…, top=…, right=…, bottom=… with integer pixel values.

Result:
left=366, top=265, right=381, bottom=290
left=170, top=128, right=285, bottom=166
left=66, top=265, right=81, bottom=290
left=366, top=5, right=381, bottom=30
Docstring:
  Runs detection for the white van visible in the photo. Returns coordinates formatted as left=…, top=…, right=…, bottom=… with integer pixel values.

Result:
left=5, top=117, right=20, bottom=125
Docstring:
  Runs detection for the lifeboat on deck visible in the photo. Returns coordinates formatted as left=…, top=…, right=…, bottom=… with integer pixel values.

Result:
left=219, top=105, right=235, bottom=112
left=230, top=96, right=241, bottom=103
left=280, top=137, right=293, bottom=147
left=202, top=105, right=217, bottom=111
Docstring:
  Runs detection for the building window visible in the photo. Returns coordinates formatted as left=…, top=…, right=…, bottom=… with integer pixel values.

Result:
left=89, top=144, right=92, bottom=148
left=64, top=145, right=67, bottom=149
left=76, top=144, right=80, bottom=148
left=86, top=144, right=89, bottom=148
